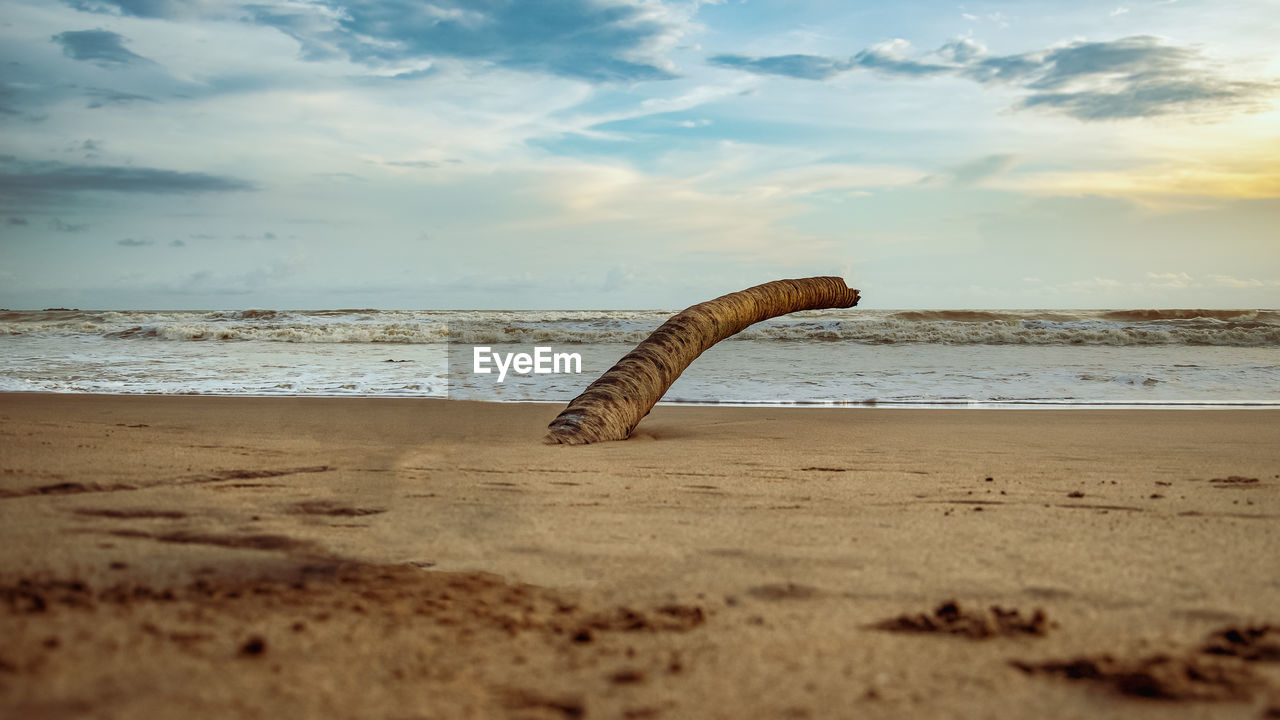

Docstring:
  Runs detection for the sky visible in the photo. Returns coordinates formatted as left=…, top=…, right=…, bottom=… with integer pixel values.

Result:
left=0, top=0, right=1277, bottom=310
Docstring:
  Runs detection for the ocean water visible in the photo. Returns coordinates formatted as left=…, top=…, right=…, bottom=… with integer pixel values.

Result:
left=1, top=308, right=1278, bottom=408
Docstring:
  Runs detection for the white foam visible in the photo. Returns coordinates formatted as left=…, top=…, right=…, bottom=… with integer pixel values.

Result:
left=2, top=309, right=1279, bottom=406
left=3, top=308, right=1277, bottom=346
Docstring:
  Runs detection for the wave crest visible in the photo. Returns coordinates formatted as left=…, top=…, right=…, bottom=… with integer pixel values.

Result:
left=1, top=308, right=1277, bottom=346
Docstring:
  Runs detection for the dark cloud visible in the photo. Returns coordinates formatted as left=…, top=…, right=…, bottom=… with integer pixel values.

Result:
left=116, top=237, right=153, bottom=246
left=963, top=54, right=1043, bottom=84
left=851, top=47, right=951, bottom=78
left=0, top=85, right=21, bottom=116
left=65, top=140, right=103, bottom=160
left=709, top=42, right=949, bottom=81
left=85, top=87, right=156, bottom=108
left=313, top=172, right=365, bottom=182
left=989, top=36, right=1279, bottom=119
left=709, top=48, right=950, bottom=80
left=1027, top=37, right=1188, bottom=91
left=709, top=35, right=1277, bottom=121
left=383, top=160, right=439, bottom=169
left=708, top=54, right=852, bottom=81
left=169, top=238, right=185, bottom=247
left=61, top=0, right=178, bottom=18
left=0, top=158, right=256, bottom=203
left=1019, top=78, right=1277, bottom=120
left=2, top=71, right=73, bottom=121
left=52, top=29, right=151, bottom=66
left=7, top=216, right=28, bottom=225
left=49, top=218, right=89, bottom=232
left=249, top=0, right=681, bottom=83
left=245, top=6, right=346, bottom=62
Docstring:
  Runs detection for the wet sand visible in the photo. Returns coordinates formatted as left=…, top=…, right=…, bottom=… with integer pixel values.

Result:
left=1, top=393, right=1278, bottom=718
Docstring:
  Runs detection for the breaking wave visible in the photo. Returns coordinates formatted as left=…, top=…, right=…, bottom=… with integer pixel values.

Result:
left=1, top=308, right=1277, bottom=346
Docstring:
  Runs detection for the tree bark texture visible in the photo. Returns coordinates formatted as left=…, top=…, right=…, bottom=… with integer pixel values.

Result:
left=545, top=277, right=861, bottom=445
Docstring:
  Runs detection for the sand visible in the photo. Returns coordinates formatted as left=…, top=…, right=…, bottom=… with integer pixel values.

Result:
left=1, top=393, right=1278, bottom=718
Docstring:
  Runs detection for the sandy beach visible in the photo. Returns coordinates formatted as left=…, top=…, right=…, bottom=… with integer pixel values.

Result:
left=1, top=393, right=1278, bottom=718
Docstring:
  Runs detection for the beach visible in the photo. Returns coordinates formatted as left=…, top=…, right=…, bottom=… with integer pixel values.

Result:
left=1, top=393, right=1278, bottom=718
left=5, top=0, right=1278, bottom=714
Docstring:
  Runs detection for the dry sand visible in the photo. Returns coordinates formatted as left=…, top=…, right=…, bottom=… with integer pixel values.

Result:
left=1, top=393, right=1278, bottom=718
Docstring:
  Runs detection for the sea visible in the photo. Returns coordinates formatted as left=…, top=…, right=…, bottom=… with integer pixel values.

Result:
left=2, top=308, right=1279, bottom=408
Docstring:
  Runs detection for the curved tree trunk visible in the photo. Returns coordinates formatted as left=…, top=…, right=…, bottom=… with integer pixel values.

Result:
left=545, top=277, right=860, bottom=445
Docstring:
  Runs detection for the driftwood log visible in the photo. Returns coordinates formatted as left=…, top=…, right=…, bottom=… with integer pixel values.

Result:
left=545, top=277, right=860, bottom=445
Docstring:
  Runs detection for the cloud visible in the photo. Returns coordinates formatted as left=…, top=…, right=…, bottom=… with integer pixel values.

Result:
left=964, top=53, right=1044, bottom=84
left=1146, top=271, right=1193, bottom=288
left=984, top=37, right=1279, bottom=119
left=987, top=155, right=1280, bottom=202
left=709, top=41, right=949, bottom=80
left=602, top=265, right=636, bottom=292
left=1140, top=272, right=1267, bottom=289
left=0, top=158, right=257, bottom=202
left=116, top=238, right=153, bottom=246
left=249, top=0, right=685, bottom=83
left=169, top=239, right=185, bottom=247
left=851, top=40, right=952, bottom=78
left=1208, top=274, right=1264, bottom=288
left=7, top=217, right=28, bottom=225
left=161, top=259, right=302, bottom=296
left=49, top=218, right=89, bottom=232
left=0, top=86, right=22, bottom=116
left=1011, top=36, right=1195, bottom=90
left=747, top=163, right=929, bottom=200
left=951, top=154, right=1018, bottom=185
left=936, top=38, right=987, bottom=64
left=244, top=4, right=349, bottom=62
left=1017, top=77, right=1275, bottom=120
left=707, top=35, right=1278, bottom=121
left=708, top=53, right=853, bottom=80
left=52, top=29, right=151, bottom=66
left=65, top=140, right=102, bottom=161
left=921, top=153, right=1019, bottom=188
left=383, top=160, right=440, bottom=169
left=60, top=0, right=195, bottom=18
left=85, top=87, right=156, bottom=109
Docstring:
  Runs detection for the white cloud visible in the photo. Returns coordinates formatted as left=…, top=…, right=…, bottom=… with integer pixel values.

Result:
left=1146, top=271, right=1193, bottom=287
left=745, top=163, right=929, bottom=200
left=500, top=157, right=846, bottom=266
left=1208, top=274, right=1264, bottom=287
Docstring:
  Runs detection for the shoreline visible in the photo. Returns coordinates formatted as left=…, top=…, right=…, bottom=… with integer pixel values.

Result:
left=3, top=390, right=1278, bottom=410
left=2, top=393, right=1278, bottom=718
